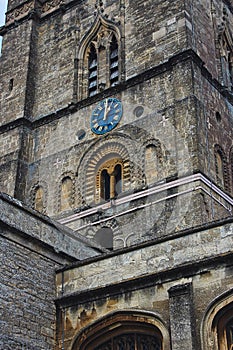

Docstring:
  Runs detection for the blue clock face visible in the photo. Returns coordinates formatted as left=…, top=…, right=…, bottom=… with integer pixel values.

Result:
left=90, top=98, right=122, bottom=135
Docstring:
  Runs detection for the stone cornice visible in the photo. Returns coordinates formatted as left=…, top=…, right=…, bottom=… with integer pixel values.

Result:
left=55, top=251, right=233, bottom=309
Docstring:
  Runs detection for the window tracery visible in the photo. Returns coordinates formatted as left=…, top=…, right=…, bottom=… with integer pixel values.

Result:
left=77, top=15, right=122, bottom=100
left=71, top=311, right=168, bottom=350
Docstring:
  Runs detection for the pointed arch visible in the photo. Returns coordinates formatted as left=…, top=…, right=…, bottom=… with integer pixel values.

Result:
left=201, top=289, right=233, bottom=350
left=71, top=310, right=170, bottom=350
left=76, top=14, right=123, bottom=100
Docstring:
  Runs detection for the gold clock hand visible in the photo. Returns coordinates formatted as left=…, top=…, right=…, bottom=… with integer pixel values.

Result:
left=103, top=98, right=108, bottom=121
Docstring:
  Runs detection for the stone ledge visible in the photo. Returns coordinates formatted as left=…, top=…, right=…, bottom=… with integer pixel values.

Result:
left=0, top=192, right=105, bottom=262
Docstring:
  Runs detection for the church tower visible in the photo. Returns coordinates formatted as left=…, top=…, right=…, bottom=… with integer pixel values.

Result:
left=1, top=0, right=232, bottom=250
left=1, top=0, right=233, bottom=349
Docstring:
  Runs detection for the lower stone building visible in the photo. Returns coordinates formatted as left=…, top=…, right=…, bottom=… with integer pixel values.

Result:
left=1, top=190, right=233, bottom=349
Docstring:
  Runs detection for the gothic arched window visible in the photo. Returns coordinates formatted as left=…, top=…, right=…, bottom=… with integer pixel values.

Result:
left=77, top=16, right=123, bottom=100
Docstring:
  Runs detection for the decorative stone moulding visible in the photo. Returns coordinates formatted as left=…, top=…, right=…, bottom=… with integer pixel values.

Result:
left=41, top=0, right=63, bottom=14
left=6, top=0, right=35, bottom=24
left=5, top=0, right=64, bottom=24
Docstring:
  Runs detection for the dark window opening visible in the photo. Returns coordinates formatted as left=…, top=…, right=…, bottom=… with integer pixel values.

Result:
left=226, top=318, right=233, bottom=349
left=114, top=164, right=122, bottom=196
left=101, top=169, right=110, bottom=200
left=9, top=78, right=14, bottom=92
left=110, top=35, right=119, bottom=87
left=88, top=44, right=98, bottom=97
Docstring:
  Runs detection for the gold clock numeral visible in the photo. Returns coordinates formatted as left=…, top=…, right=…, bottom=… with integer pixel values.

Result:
left=113, top=115, right=119, bottom=120
left=115, top=109, right=120, bottom=113
left=114, top=103, right=118, bottom=108
left=94, top=123, right=99, bottom=129
left=92, top=119, right=97, bottom=123
left=99, top=126, right=103, bottom=131
left=104, top=126, right=108, bottom=131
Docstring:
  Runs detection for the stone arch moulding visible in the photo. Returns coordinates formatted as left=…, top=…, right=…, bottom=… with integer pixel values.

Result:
left=142, top=138, right=164, bottom=187
left=30, top=181, right=48, bottom=214
left=57, top=171, right=75, bottom=213
left=201, top=288, right=233, bottom=350
left=70, top=309, right=170, bottom=350
left=214, top=144, right=229, bottom=191
left=76, top=135, right=133, bottom=205
left=76, top=13, right=123, bottom=100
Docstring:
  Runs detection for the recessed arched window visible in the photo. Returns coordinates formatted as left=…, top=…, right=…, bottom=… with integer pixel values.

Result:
left=60, top=176, right=73, bottom=211
left=145, top=145, right=158, bottom=185
left=215, top=151, right=224, bottom=186
left=109, top=35, right=119, bottom=87
left=34, top=186, right=44, bottom=212
left=214, top=145, right=228, bottom=190
left=88, top=43, right=98, bottom=97
left=97, top=159, right=123, bottom=202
